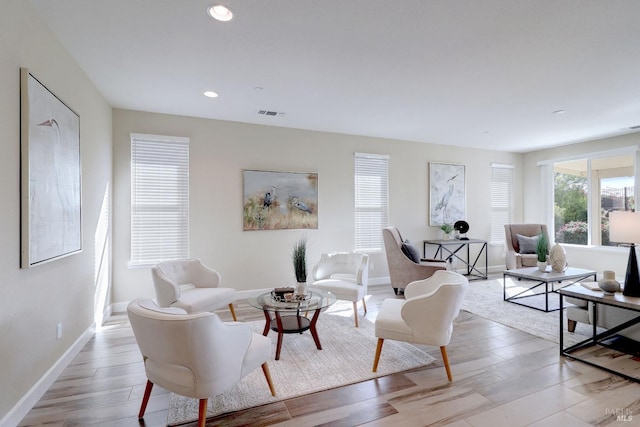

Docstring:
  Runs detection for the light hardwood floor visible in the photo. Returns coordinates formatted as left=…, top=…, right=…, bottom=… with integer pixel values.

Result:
left=19, top=281, right=640, bottom=426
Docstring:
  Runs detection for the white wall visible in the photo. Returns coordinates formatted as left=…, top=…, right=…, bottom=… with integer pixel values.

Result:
left=523, top=133, right=640, bottom=277
left=0, top=1, right=112, bottom=422
left=112, top=109, right=522, bottom=304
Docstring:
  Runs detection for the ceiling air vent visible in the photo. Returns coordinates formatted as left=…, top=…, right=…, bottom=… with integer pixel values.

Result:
left=258, top=110, right=285, bottom=117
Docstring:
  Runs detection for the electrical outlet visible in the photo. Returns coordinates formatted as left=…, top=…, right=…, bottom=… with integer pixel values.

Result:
left=369, top=261, right=374, bottom=270
left=57, top=322, right=62, bottom=340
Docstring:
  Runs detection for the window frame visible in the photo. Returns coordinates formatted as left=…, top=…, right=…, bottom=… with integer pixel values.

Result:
left=490, top=163, right=514, bottom=244
left=539, top=146, right=639, bottom=247
left=130, top=133, right=190, bottom=267
left=354, top=152, right=389, bottom=252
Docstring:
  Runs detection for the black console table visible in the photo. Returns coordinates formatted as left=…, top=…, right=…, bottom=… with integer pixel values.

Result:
left=422, top=238, right=488, bottom=280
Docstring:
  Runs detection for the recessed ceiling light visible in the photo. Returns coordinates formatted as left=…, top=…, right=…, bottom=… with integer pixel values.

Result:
left=204, top=91, right=219, bottom=98
left=208, top=4, right=234, bottom=22
left=552, top=109, right=566, bottom=115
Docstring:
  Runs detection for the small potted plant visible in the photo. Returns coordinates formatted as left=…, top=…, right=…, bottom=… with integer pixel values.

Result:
left=536, top=231, right=549, bottom=272
left=440, top=223, right=453, bottom=240
left=292, top=237, right=307, bottom=294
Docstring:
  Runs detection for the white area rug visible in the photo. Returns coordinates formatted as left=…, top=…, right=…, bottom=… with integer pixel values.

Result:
left=167, top=303, right=434, bottom=426
left=461, top=277, right=592, bottom=345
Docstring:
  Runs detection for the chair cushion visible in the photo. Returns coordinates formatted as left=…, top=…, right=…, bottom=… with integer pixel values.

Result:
left=566, top=306, right=590, bottom=324
left=374, top=299, right=413, bottom=342
left=516, top=234, right=538, bottom=254
left=401, top=240, right=421, bottom=263
left=139, top=299, right=189, bottom=315
left=179, top=283, right=196, bottom=292
left=171, top=287, right=235, bottom=313
left=565, top=296, right=588, bottom=308
left=518, top=254, right=538, bottom=267
left=312, top=278, right=363, bottom=301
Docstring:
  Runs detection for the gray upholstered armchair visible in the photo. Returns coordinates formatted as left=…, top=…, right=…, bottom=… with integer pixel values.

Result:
left=382, top=226, right=448, bottom=295
left=504, top=224, right=549, bottom=270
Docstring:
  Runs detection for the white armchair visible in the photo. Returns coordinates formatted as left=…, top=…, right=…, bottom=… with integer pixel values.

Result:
left=372, top=270, right=468, bottom=381
left=127, top=299, right=276, bottom=427
left=311, top=252, right=369, bottom=327
left=151, top=258, right=237, bottom=321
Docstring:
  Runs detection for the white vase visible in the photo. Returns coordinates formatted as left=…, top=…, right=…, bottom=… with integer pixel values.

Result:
left=537, top=261, right=548, bottom=272
left=295, top=281, right=308, bottom=295
left=549, top=243, right=568, bottom=272
left=598, top=270, right=620, bottom=295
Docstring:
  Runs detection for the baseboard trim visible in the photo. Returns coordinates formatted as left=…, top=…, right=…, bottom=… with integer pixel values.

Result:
left=1, top=323, right=95, bottom=427
left=111, top=301, right=129, bottom=313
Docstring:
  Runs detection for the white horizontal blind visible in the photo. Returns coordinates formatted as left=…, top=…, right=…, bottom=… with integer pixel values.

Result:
left=490, top=164, right=513, bottom=244
left=355, top=153, right=389, bottom=251
left=130, top=134, right=189, bottom=266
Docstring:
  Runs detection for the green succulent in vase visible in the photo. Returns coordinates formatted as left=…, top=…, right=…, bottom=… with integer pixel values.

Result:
left=440, top=224, right=453, bottom=234
left=536, top=232, right=549, bottom=263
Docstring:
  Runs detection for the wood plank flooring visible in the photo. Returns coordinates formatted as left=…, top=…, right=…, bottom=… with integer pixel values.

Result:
left=18, top=281, right=640, bottom=426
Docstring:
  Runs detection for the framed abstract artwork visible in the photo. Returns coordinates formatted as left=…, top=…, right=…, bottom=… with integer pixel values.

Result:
left=20, top=68, right=82, bottom=268
left=243, top=170, right=318, bottom=230
left=429, top=162, right=465, bottom=226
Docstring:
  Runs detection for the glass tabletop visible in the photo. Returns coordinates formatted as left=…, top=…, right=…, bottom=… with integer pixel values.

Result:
left=247, top=289, right=336, bottom=313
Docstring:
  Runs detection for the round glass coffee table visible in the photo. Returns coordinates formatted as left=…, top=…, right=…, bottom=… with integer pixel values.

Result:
left=247, top=289, right=336, bottom=360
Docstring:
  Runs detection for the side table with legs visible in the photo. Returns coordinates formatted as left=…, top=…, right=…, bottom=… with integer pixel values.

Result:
left=247, top=289, right=336, bottom=360
left=422, top=239, right=488, bottom=280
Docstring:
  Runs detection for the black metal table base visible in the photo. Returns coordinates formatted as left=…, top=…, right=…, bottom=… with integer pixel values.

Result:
left=503, top=271, right=596, bottom=312
left=423, top=239, right=488, bottom=280
left=559, top=292, right=640, bottom=383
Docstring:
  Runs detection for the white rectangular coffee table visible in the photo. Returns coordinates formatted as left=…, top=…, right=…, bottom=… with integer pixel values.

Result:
left=503, top=267, right=596, bottom=312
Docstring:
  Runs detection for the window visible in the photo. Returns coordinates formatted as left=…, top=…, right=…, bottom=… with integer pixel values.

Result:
left=550, top=150, right=636, bottom=246
left=490, top=163, right=513, bottom=244
left=354, top=153, right=389, bottom=251
left=130, top=134, right=189, bottom=266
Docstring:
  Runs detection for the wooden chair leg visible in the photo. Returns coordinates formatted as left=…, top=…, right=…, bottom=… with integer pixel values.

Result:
left=138, top=380, right=153, bottom=419
left=567, top=319, right=577, bottom=332
left=261, top=362, right=276, bottom=396
left=372, top=338, right=384, bottom=372
left=440, top=346, right=453, bottom=381
left=198, top=398, right=208, bottom=427
left=353, top=301, right=359, bottom=327
left=362, top=298, right=367, bottom=314
left=228, top=303, right=237, bottom=321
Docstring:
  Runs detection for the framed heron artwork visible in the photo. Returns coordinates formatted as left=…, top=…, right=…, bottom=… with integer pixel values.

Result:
left=20, top=68, right=82, bottom=268
left=429, top=162, right=466, bottom=227
left=243, top=170, right=318, bottom=230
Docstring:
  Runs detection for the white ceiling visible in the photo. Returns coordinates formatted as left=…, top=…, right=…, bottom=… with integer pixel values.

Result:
left=29, top=0, right=640, bottom=153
